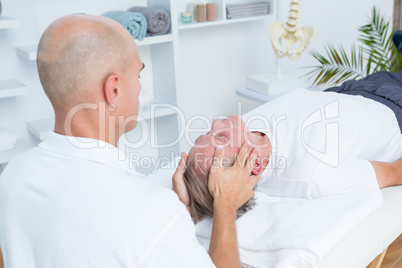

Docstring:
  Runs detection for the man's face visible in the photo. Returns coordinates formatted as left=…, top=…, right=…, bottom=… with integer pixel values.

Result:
left=189, top=116, right=249, bottom=174
left=119, top=49, right=144, bottom=132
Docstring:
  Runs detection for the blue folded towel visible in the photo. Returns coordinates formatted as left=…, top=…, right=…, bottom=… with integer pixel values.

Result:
left=127, top=6, right=171, bottom=36
left=102, top=10, right=147, bottom=40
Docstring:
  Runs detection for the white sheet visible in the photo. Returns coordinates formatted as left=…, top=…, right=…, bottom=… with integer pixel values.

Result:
left=195, top=188, right=383, bottom=268
left=318, top=186, right=402, bottom=267
left=144, top=159, right=398, bottom=268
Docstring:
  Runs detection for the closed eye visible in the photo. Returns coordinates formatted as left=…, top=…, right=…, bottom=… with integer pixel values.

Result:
left=214, top=132, right=231, bottom=142
left=215, top=135, right=227, bottom=142
left=213, top=129, right=230, bottom=138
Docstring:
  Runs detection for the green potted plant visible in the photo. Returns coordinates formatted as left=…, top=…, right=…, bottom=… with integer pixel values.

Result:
left=305, top=7, right=402, bottom=87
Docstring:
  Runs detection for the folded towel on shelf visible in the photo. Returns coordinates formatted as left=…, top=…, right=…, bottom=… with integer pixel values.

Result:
left=102, top=11, right=147, bottom=40
left=226, top=2, right=269, bottom=12
left=227, top=6, right=269, bottom=13
left=196, top=188, right=383, bottom=268
left=226, top=1, right=270, bottom=19
left=227, top=1, right=269, bottom=8
left=127, top=6, right=171, bottom=36
left=227, top=11, right=269, bottom=19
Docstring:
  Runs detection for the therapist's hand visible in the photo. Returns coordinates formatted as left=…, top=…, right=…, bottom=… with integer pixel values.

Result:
left=207, top=143, right=261, bottom=268
left=172, top=152, right=191, bottom=214
left=208, top=143, right=261, bottom=212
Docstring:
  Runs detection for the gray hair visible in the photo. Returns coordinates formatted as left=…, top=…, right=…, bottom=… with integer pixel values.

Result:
left=184, top=155, right=255, bottom=224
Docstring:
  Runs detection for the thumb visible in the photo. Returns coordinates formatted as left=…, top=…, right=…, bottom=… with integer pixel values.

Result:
left=245, top=150, right=258, bottom=174
left=250, top=173, right=262, bottom=188
left=173, top=153, right=188, bottom=183
left=181, top=152, right=188, bottom=163
left=177, top=152, right=188, bottom=172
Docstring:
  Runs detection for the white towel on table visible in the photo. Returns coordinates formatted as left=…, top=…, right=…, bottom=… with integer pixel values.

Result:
left=196, top=189, right=383, bottom=268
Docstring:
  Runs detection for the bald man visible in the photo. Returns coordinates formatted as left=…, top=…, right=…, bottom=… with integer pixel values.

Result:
left=0, top=15, right=259, bottom=268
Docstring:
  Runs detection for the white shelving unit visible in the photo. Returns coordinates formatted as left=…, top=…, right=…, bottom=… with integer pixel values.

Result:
left=138, top=100, right=178, bottom=120
left=0, top=79, right=28, bottom=98
left=16, top=44, right=38, bottom=61
left=236, top=87, right=272, bottom=103
left=237, top=85, right=323, bottom=103
left=0, top=16, right=19, bottom=29
left=0, top=138, right=31, bottom=164
left=136, top=34, right=173, bottom=46
left=26, top=100, right=177, bottom=141
left=15, top=35, right=174, bottom=61
left=179, top=14, right=272, bottom=30
left=27, top=118, right=54, bottom=140
left=177, top=0, right=273, bottom=30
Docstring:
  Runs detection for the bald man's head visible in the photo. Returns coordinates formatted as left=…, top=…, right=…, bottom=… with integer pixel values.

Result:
left=37, top=14, right=139, bottom=109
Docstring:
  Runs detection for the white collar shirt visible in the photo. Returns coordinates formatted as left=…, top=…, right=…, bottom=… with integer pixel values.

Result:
left=0, top=132, right=214, bottom=267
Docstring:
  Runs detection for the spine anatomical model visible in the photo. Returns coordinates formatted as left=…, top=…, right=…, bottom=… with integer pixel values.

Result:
left=269, top=0, right=315, bottom=61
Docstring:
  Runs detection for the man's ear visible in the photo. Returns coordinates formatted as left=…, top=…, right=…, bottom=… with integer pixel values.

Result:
left=104, top=73, right=120, bottom=106
left=251, top=156, right=263, bottom=175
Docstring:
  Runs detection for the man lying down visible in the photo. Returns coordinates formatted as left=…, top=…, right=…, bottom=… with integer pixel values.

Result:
left=173, top=71, right=402, bottom=266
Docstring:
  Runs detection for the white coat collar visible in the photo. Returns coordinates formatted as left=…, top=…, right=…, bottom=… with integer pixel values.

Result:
left=38, top=131, right=142, bottom=176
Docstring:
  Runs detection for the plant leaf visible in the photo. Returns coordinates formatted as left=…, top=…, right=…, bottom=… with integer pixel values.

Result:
left=303, top=45, right=365, bottom=86
left=358, top=6, right=392, bottom=71
left=303, top=6, right=400, bottom=86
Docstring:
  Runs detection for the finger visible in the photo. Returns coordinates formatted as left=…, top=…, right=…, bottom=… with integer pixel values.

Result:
left=173, top=153, right=188, bottom=180
left=245, top=150, right=258, bottom=171
left=249, top=189, right=256, bottom=199
left=181, top=152, right=188, bottom=165
left=250, top=173, right=262, bottom=188
left=234, top=142, right=251, bottom=168
left=211, top=146, right=225, bottom=170
left=178, top=153, right=188, bottom=171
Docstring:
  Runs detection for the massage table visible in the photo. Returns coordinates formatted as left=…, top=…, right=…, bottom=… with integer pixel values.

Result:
left=144, top=162, right=402, bottom=268
left=318, top=186, right=402, bottom=268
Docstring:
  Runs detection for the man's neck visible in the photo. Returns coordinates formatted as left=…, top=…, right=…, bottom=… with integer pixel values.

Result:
left=54, top=113, right=119, bottom=147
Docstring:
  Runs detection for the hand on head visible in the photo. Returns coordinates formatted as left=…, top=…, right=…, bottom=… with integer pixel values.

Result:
left=173, top=116, right=271, bottom=222
left=173, top=141, right=262, bottom=223
left=208, top=142, right=261, bottom=212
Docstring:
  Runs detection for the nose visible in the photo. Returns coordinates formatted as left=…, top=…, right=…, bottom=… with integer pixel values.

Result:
left=211, top=119, right=225, bottom=130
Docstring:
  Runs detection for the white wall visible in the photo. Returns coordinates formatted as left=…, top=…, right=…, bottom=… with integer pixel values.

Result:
left=0, top=0, right=395, bottom=157
left=176, top=0, right=394, bottom=152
